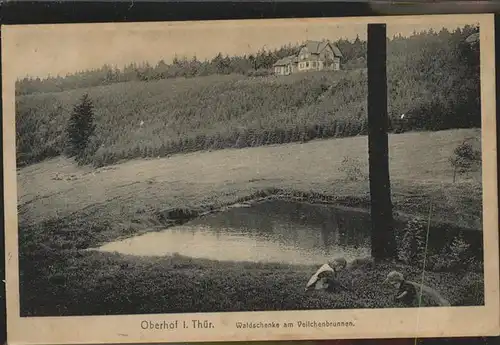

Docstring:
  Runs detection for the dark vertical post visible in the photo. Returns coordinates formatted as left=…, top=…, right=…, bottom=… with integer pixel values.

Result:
left=367, top=24, right=397, bottom=260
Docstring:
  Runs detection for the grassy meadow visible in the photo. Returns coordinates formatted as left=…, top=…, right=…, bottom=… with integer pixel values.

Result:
left=18, top=128, right=484, bottom=316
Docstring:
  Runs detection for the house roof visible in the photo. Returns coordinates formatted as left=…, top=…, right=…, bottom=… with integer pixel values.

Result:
left=273, top=40, right=343, bottom=67
left=303, top=40, right=343, bottom=58
left=273, top=55, right=298, bottom=66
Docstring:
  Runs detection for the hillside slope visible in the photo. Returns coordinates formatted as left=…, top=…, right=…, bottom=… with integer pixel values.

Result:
left=16, top=71, right=368, bottom=166
left=16, top=61, right=480, bottom=170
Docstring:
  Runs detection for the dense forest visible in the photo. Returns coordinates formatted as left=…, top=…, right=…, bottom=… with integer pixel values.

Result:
left=15, top=25, right=480, bottom=168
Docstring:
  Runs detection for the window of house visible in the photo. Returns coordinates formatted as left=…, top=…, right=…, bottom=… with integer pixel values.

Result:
left=306, top=62, right=309, bottom=68
left=312, top=61, right=316, bottom=68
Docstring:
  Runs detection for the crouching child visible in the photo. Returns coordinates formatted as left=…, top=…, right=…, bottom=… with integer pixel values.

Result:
left=383, top=271, right=418, bottom=307
left=305, top=257, right=348, bottom=293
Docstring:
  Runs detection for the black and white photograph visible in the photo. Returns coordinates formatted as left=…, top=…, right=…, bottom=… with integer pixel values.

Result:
left=3, top=13, right=499, bottom=344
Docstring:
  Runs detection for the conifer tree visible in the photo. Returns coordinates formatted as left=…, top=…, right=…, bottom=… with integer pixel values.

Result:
left=65, top=93, right=96, bottom=163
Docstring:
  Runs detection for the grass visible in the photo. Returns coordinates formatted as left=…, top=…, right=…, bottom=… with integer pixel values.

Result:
left=15, top=65, right=479, bottom=168
left=16, top=71, right=368, bottom=167
left=20, top=251, right=483, bottom=317
left=18, top=128, right=482, bottom=231
left=17, top=129, right=484, bottom=316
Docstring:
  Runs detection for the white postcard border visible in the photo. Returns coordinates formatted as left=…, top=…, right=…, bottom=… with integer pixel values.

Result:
left=3, top=14, right=499, bottom=344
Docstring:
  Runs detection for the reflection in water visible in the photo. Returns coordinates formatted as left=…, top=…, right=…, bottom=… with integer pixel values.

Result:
left=320, top=222, right=331, bottom=255
left=98, top=200, right=372, bottom=264
left=96, top=199, right=481, bottom=264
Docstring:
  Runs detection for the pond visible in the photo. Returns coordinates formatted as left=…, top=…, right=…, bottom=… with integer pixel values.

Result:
left=96, top=199, right=482, bottom=265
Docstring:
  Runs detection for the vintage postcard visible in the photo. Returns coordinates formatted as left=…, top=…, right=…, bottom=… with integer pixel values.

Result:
left=3, top=13, right=499, bottom=344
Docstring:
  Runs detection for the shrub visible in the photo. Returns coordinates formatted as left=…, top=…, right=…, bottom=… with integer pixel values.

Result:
left=448, top=235, right=472, bottom=266
left=398, top=217, right=428, bottom=268
left=449, top=140, right=481, bottom=182
left=428, top=235, right=472, bottom=272
left=338, top=156, right=365, bottom=182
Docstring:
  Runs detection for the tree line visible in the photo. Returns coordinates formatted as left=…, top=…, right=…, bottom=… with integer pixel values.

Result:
left=16, top=26, right=478, bottom=101
left=15, top=37, right=367, bottom=95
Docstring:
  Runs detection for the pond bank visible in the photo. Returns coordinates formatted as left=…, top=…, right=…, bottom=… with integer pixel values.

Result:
left=91, top=191, right=483, bottom=266
left=155, top=186, right=482, bottom=231
left=19, top=185, right=482, bottom=262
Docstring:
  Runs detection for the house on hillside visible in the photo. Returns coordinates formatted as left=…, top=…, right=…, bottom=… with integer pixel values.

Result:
left=273, top=40, right=343, bottom=76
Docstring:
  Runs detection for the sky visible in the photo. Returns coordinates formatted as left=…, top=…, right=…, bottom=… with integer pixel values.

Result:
left=2, top=15, right=480, bottom=79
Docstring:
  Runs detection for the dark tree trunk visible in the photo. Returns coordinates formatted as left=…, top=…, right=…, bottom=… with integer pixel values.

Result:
left=367, top=24, right=397, bottom=261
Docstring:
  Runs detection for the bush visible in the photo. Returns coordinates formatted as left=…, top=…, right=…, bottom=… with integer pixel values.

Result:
left=338, top=156, right=365, bottom=182
left=449, top=139, right=481, bottom=182
left=398, top=217, right=428, bottom=268
left=427, top=234, right=473, bottom=272
left=448, top=235, right=472, bottom=266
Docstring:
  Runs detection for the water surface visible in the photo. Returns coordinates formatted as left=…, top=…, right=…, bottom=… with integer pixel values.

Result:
left=98, top=200, right=372, bottom=265
left=97, top=199, right=482, bottom=265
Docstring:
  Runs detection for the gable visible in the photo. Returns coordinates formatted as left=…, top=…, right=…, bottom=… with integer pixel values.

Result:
left=320, top=44, right=334, bottom=55
left=330, top=44, right=343, bottom=58
left=319, top=43, right=343, bottom=58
